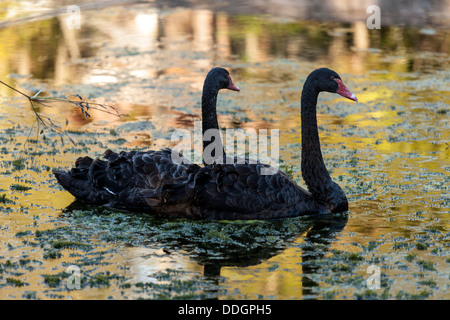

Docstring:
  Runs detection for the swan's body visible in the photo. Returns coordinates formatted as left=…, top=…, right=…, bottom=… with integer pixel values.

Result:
left=55, top=148, right=192, bottom=210
left=55, top=68, right=357, bottom=219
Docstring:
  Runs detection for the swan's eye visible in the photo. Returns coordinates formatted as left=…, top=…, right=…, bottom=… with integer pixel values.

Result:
left=330, top=76, right=335, bottom=80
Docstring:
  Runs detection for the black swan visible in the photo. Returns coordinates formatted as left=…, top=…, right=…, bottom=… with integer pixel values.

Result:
left=142, top=68, right=357, bottom=219
left=54, top=67, right=240, bottom=209
left=55, top=68, right=357, bottom=220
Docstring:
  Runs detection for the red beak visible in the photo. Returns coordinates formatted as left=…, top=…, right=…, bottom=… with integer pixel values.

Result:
left=334, top=78, right=357, bottom=102
left=227, top=75, right=240, bottom=92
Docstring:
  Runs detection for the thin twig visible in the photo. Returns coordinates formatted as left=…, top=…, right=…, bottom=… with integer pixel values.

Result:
left=0, top=80, right=31, bottom=98
left=0, top=80, right=123, bottom=146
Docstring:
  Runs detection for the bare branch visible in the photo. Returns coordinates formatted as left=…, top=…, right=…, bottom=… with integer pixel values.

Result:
left=0, top=80, right=123, bottom=146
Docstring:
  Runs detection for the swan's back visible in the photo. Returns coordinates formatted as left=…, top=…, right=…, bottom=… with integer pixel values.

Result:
left=54, top=148, right=198, bottom=210
left=55, top=151, right=324, bottom=219
left=145, top=162, right=325, bottom=219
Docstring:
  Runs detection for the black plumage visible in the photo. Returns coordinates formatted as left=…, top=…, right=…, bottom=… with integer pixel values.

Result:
left=54, top=68, right=357, bottom=219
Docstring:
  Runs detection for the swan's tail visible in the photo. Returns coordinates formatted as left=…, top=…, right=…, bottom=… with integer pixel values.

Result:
left=54, top=169, right=95, bottom=202
left=53, top=156, right=113, bottom=204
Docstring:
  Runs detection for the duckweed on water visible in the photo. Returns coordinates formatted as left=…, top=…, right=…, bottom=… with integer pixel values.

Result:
left=51, top=239, right=92, bottom=251
left=63, top=208, right=317, bottom=253
left=396, top=290, right=433, bottom=300
left=87, top=272, right=125, bottom=287
left=9, top=184, right=32, bottom=191
left=0, top=3, right=449, bottom=299
left=416, top=260, right=437, bottom=272
left=133, top=270, right=222, bottom=300
left=22, top=291, right=37, bottom=299
left=5, top=278, right=27, bottom=287
left=8, top=206, right=348, bottom=298
left=11, top=158, right=25, bottom=171
left=405, top=253, right=417, bottom=262
left=0, top=193, right=14, bottom=204
left=42, top=274, right=62, bottom=288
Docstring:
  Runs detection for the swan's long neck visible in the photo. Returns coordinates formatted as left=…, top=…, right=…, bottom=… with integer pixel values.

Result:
left=201, top=82, right=224, bottom=164
left=300, top=81, right=348, bottom=212
left=300, top=83, right=333, bottom=197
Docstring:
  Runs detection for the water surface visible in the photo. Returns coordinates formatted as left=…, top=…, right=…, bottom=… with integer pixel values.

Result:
left=0, top=1, right=448, bottom=299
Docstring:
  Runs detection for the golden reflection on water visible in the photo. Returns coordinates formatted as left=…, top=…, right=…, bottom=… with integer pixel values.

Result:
left=220, top=237, right=305, bottom=299
left=0, top=2, right=449, bottom=300
left=1, top=6, right=449, bottom=86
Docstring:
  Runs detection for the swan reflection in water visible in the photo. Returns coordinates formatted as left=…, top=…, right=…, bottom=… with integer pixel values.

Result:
left=61, top=200, right=348, bottom=298
left=56, top=198, right=348, bottom=297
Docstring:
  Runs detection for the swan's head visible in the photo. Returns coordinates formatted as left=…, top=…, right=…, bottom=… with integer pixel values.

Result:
left=206, top=67, right=240, bottom=92
left=310, top=68, right=358, bottom=102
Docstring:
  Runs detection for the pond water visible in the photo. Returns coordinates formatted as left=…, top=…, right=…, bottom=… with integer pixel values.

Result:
left=0, top=1, right=448, bottom=299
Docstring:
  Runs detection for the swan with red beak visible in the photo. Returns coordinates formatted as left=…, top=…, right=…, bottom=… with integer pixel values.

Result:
left=334, top=77, right=358, bottom=102
left=227, top=75, right=240, bottom=92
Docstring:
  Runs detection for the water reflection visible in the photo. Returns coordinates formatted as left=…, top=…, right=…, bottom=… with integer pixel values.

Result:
left=2, top=3, right=448, bottom=148
left=55, top=199, right=347, bottom=299
left=218, top=216, right=348, bottom=299
left=1, top=4, right=449, bottom=88
left=0, top=1, right=449, bottom=300
left=117, top=213, right=348, bottom=299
